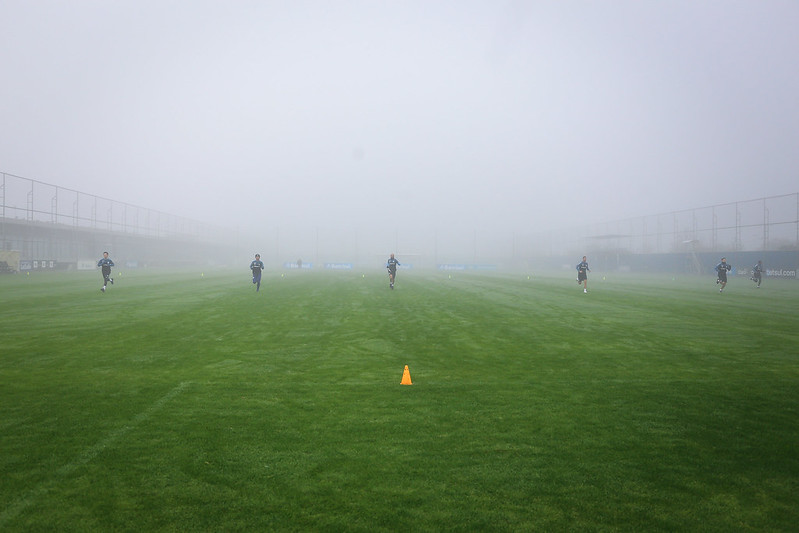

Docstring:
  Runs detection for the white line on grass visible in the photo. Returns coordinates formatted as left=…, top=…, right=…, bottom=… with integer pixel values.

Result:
left=0, top=381, right=191, bottom=527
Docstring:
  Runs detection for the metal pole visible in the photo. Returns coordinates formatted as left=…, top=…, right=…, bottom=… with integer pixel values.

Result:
left=735, top=202, right=741, bottom=251
left=1, top=174, right=5, bottom=251
left=27, top=181, right=33, bottom=221
left=712, top=207, right=717, bottom=251
left=52, top=187, right=58, bottom=223
left=763, top=197, right=768, bottom=251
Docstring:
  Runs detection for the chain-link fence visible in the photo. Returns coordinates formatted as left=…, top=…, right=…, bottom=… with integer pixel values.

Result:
left=2, top=170, right=797, bottom=268
left=1, top=171, right=227, bottom=241
left=1, top=172, right=237, bottom=266
left=527, top=193, right=799, bottom=259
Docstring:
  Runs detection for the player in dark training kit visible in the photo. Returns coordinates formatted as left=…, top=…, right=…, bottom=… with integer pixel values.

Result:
left=576, top=256, right=590, bottom=293
left=250, top=254, right=265, bottom=292
left=715, top=257, right=731, bottom=292
left=386, top=253, right=400, bottom=289
left=97, top=251, right=115, bottom=293
left=750, top=260, right=763, bottom=288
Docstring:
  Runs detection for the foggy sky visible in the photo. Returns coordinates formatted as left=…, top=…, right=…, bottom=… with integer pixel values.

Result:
left=2, top=1, right=798, bottom=243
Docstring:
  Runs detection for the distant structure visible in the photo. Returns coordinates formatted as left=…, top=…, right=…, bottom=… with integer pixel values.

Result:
left=520, top=193, right=798, bottom=276
left=2, top=170, right=796, bottom=275
left=528, top=193, right=799, bottom=258
left=1, top=171, right=238, bottom=270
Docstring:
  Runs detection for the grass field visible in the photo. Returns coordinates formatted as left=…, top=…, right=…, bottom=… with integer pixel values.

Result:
left=1, top=268, right=798, bottom=531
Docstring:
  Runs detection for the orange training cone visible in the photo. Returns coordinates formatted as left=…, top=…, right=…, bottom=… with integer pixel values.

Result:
left=400, top=365, right=412, bottom=385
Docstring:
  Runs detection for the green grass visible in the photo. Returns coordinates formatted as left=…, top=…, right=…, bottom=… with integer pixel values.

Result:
left=1, top=269, right=798, bottom=531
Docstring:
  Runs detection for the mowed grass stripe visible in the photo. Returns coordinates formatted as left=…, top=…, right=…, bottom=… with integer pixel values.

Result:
left=0, top=381, right=190, bottom=527
left=0, top=270, right=798, bottom=530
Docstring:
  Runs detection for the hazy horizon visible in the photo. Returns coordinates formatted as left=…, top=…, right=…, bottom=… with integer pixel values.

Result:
left=2, top=1, right=798, bottom=258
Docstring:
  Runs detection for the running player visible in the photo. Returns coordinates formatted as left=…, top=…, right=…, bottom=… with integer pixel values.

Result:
left=750, top=260, right=763, bottom=288
left=250, top=254, right=265, bottom=292
left=715, top=257, right=731, bottom=292
left=576, top=255, right=590, bottom=293
left=386, top=253, right=400, bottom=289
left=97, top=251, right=115, bottom=293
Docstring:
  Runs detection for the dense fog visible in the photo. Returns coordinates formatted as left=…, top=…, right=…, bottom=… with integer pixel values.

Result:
left=2, top=1, right=798, bottom=266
